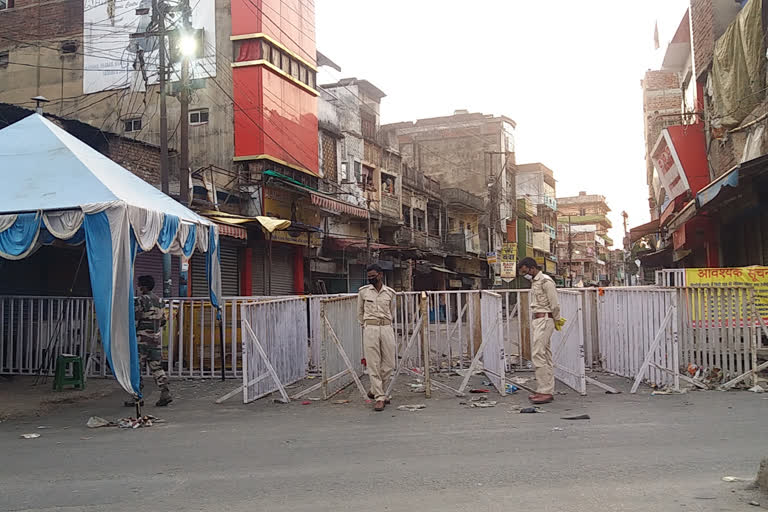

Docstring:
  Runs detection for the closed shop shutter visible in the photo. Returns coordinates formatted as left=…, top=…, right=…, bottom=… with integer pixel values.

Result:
left=191, top=241, right=240, bottom=297
left=134, top=249, right=180, bottom=296
left=270, top=244, right=295, bottom=295
left=251, top=244, right=266, bottom=295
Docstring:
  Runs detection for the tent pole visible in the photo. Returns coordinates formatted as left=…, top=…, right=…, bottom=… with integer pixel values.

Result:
left=268, top=232, right=273, bottom=296
left=219, top=308, right=225, bottom=381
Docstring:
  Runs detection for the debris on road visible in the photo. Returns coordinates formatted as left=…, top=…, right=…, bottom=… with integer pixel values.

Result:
left=552, top=427, right=563, bottom=432
left=465, top=396, right=497, bottom=408
left=520, top=406, right=543, bottom=414
left=409, top=383, right=426, bottom=392
left=118, top=415, right=160, bottom=429
left=301, top=401, right=312, bottom=405
left=561, top=414, right=591, bottom=420
left=20, top=433, right=40, bottom=439
left=510, top=376, right=531, bottom=385
left=469, top=389, right=490, bottom=394
left=651, top=387, right=688, bottom=396
left=748, top=385, right=765, bottom=393
left=332, top=399, right=350, bottom=404
left=749, top=501, right=760, bottom=507
left=722, top=476, right=751, bottom=482
left=397, top=404, right=426, bottom=412
left=86, top=416, right=111, bottom=428
left=505, top=383, right=518, bottom=394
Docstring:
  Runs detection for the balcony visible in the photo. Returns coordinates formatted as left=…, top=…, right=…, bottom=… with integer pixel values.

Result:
left=380, top=193, right=400, bottom=221
left=446, top=232, right=481, bottom=255
left=442, top=188, right=484, bottom=212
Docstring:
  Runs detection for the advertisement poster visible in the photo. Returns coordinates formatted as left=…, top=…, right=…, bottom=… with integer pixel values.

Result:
left=500, top=243, right=517, bottom=281
left=83, top=0, right=216, bottom=94
left=685, top=267, right=768, bottom=323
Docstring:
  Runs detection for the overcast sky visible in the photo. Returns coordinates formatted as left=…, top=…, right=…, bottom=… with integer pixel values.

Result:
left=316, top=0, right=690, bottom=243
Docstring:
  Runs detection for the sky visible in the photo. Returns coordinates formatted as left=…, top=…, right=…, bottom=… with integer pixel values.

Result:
left=315, top=0, right=690, bottom=243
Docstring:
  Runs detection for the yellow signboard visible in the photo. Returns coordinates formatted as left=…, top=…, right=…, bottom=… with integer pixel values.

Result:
left=500, top=242, right=517, bottom=281
left=264, top=186, right=322, bottom=247
left=685, top=267, right=768, bottom=323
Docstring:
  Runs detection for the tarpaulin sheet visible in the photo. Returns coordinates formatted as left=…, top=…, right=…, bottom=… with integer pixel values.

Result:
left=710, top=0, right=765, bottom=128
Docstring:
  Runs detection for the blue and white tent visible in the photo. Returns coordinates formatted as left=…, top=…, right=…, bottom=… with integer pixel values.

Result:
left=0, top=114, right=222, bottom=398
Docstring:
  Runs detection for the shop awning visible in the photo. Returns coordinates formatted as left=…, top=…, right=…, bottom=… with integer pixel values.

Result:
left=310, top=193, right=368, bottom=218
left=638, top=246, right=673, bottom=267
left=214, top=222, right=247, bottom=240
left=696, top=166, right=740, bottom=209
left=629, top=218, right=660, bottom=243
left=666, top=199, right=696, bottom=233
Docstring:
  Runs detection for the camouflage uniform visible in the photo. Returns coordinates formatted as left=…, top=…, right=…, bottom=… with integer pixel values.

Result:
left=134, top=291, right=170, bottom=394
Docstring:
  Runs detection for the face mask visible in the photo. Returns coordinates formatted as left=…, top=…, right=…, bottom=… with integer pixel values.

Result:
left=368, top=276, right=379, bottom=286
left=523, top=273, right=533, bottom=281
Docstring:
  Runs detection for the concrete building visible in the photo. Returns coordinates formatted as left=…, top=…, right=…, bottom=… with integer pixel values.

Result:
left=634, top=0, right=768, bottom=271
left=557, top=192, right=613, bottom=286
left=516, top=162, right=558, bottom=276
left=383, top=110, right=517, bottom=256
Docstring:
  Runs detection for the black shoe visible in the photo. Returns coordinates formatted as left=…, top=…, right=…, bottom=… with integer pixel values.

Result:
left=367, top=392, right=390, bottom=404
left=155, top=390, right=173, bottom=407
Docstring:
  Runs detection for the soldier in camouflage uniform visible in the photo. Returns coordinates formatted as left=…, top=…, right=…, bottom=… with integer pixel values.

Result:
left=125, top=275, right=172, bottom=407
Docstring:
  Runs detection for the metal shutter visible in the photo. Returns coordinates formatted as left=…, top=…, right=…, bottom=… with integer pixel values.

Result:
left=251, top=245, right=266, bottom=295
left=134, top=249, right=180, bottom=296
left=191, top=241, right=240, bottom=297
left=270, top=244, right=295, bottom=295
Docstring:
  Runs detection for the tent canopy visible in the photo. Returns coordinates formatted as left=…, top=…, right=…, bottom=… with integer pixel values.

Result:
left=0, top=114, right=204, bottom=223
left=0, top=114, right=222, bottom=398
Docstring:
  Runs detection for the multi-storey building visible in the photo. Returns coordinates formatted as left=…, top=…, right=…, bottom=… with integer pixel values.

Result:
left=557, top=192, right=613, bottom=286
left=516, top=162, right=558, bottom=276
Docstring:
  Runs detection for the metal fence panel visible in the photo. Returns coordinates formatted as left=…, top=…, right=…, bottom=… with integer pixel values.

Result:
left=241, top=298, right=308, bottom=403
left=320, top=296, right=363, bottom=398
left=480, top=291, right=506, bottom=394
left=553, top=290, right=586, bottom=394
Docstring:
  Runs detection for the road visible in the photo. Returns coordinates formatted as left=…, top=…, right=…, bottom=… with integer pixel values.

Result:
left=1, top=374, right=767, bottom=511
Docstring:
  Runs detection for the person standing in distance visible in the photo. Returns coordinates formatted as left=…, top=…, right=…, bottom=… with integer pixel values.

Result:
left=125, top=275, right=173, bottom=408
left=357, top=264, right=397, bottom=412
left=518, top=257, right=560, bottom=404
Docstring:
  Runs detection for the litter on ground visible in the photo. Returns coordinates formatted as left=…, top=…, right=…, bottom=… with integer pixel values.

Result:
left=520, top=407, right=544, bottom=414
left=561, top=414, right=591, bottom=420
left=332, top=399, right=350, bottom=404
left=748, top=385, right=765, bottom=393
left=397, top=404, right=426, bottom=412
left=86, top=416, right=111, bottom=428
left=722, top=476, right=751, bottom=482
left=20, top=433, right=40, bottom=439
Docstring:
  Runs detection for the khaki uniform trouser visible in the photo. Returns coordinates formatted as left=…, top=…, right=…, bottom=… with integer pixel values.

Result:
left=532, top=317, right=555, bottom=395
left=363, top=324, right=396, bottom=401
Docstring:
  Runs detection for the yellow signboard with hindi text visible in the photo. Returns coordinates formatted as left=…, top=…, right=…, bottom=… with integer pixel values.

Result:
left=685, top=267, right=768, bottom=323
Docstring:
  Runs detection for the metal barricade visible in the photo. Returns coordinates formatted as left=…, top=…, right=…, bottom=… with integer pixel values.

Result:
left=552, top=290, right=586, bottom=394
left=241, top=297, right=308, bottom=403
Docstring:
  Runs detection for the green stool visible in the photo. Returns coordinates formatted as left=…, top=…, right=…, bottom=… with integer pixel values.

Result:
left=53, top=354, right=85, bottom=391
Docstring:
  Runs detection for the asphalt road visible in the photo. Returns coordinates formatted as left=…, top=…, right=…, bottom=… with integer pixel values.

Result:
left=1, top=374, right=767, bottom=512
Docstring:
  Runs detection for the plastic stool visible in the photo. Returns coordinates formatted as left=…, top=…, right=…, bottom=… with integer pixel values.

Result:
left=53, top=354, right=85, bottom=391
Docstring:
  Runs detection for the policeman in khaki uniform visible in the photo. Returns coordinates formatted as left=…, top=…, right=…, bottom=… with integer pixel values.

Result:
left=518, top=257, right=560, bottom=404
left=357, top=264, right=397, bottom=411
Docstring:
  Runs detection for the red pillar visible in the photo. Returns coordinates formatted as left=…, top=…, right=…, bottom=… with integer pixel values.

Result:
left=240, top=247, right=252, bottom=296
left=293, top=246, right=305, bottom=294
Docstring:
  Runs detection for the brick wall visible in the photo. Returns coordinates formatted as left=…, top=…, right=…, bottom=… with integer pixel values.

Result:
left=690, top=0, right=715, bottom=80
left=0, top=0, right=82, bottom=45
left=106, top=137, right=178, bottom=187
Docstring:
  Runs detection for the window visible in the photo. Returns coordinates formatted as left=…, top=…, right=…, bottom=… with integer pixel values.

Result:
left=124, top=118, right=142, bottom=133
left=579, top=208, right=586, bottom=216
left=189, top=109, right=209, bottom=125
left=341, top=162, right=348, bottom=181
left=0, top=0, right=15, bottom=10
left=0, top=51, right=8, bottom=69
left=354, top=161, right=362, bottom=183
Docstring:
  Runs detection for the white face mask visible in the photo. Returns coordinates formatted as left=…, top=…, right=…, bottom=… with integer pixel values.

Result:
left=523, top=273, right=533, bottom=281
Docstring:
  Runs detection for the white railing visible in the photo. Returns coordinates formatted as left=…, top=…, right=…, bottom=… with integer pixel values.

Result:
left=553, top=290, right=586, bottom=394
left=319, top=296, right=364, bottom=398
left=0, top=296, right=99, bottom=376
left=241, top=297, right=308, bottom=403
left=597, top=287, right=679, bottom=391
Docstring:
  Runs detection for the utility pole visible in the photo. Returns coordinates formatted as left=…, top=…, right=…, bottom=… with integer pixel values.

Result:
left=567, top=214, right=573, bottom=287
left=178, top=0, right=192, bottom=205
left=153, top=0, right=172, bottom=298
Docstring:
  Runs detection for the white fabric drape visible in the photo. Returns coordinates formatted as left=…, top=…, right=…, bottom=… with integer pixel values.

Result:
left=196, top=224, right=210, bottom=253
left=0, top=214, right=18, bottom=233
left=127, top=205, right=164, bottom=252
left=42, top=210, right=84, bottom=240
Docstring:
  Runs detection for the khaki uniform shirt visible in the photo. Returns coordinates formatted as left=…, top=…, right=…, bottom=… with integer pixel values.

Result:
left=357, top=284, right=396, bottom=324
left=530, top=272, right=560, bottom=320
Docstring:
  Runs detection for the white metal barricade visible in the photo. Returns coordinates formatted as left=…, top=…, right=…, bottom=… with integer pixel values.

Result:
left=319, top=296, right=366, bottom=398
left=597, top=288, right=679, bottom=392
left=240, top=298, right=307, bottom=404
left=0, top=296, right=99, bottom=376
left=479, top=291, right=506, bottom=394
left=552, top=290, right=586, bottom=395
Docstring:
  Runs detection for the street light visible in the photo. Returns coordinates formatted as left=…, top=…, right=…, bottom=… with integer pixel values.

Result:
left=178, top=33, right=197, bottom=57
